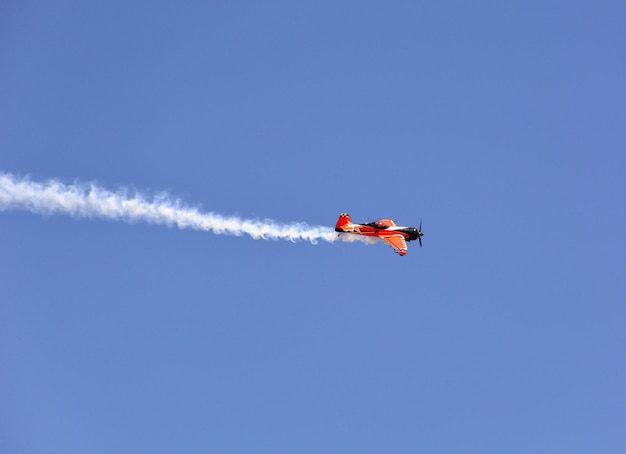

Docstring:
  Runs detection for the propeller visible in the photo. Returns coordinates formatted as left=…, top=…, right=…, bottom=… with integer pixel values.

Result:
left=417, top=220, right=424, bottom=248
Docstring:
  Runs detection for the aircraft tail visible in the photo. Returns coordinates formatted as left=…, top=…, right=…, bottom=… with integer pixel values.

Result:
left=335, top=213, right=352, bottom=232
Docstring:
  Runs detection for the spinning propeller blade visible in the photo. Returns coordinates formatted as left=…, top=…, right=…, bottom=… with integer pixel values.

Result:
left=417, top=220, right=423, bottom=248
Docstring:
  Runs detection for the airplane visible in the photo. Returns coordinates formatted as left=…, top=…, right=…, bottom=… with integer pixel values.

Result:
left=334, top=213, right=423, bottom=256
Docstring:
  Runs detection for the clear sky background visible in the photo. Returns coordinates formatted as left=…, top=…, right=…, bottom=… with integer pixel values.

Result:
left=2, top=2, right=625, bottom=453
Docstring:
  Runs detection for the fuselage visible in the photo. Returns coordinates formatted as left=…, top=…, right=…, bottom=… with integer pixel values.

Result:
left=335, top=223, right=420, bottom=242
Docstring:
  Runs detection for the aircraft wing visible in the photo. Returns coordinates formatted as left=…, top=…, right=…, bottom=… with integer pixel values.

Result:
left=381, top=234, right=408, bottom=256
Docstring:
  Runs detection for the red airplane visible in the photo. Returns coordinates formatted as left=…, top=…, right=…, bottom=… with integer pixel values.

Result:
left=335, top=213, right=423, bottom=256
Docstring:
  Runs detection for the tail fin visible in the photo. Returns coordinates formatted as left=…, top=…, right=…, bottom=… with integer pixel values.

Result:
left=335, top=213, right=352, bottom=232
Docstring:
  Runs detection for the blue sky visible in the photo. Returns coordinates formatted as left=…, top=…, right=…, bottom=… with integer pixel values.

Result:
left=2, top=2, right=625, bottom=452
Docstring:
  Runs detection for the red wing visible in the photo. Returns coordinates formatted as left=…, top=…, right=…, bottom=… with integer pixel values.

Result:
left=381, top=234, right=407, bottom=256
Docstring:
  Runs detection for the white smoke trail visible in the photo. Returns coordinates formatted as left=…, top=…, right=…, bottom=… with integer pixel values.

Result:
left=0, top=172, right=375, bottom=245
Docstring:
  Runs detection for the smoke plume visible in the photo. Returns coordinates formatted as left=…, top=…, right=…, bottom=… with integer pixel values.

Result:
left=0, top=173, right=373, bottom=245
